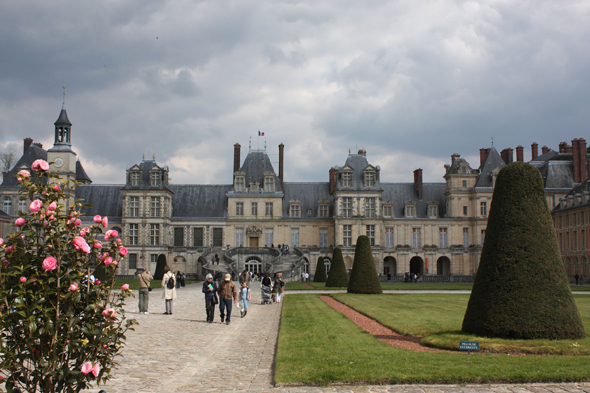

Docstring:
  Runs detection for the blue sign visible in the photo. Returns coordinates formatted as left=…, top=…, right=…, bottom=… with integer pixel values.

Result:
left=459, top=341, right=479, bottom=353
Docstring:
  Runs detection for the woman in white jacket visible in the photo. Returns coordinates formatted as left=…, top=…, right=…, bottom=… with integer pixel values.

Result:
left=161, top=266, right=177, bottom=314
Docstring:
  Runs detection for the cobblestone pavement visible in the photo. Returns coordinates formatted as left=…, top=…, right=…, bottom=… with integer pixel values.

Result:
left=88, top=284, right=590, bottom=393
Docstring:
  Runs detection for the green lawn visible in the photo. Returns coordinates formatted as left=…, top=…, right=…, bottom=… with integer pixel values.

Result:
left=286, top=282, right=474, bottom=290
left=275, top=294, right=590, bottom=385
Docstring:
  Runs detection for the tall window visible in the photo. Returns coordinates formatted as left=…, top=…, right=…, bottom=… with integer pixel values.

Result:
left=383, top=205, right=393, bottom=217
left=463, top=228, right=469, bottom=248
left=412, top=228, right=421, bottom=248
left=129, top=224, right=138, bottom=245
left=193, top=227, right=204, bottom=247
left=235, top=176, right=245, bottom=192
left=480, top=202, right=487, bottom=216
left=574, top=214, right=577, bottom=226
left=18, top=199, right=27, bottom=213
left=290, top=204, right=300, bottom=217
left=319, top=204, right=328, bottom=217
left=251, top=202, right=258, bottom=216
left=212, top=228, right=223, bottom=247
left=481, top=229, right=486, bottom=245
left=235, top=228, right=244, bottom=247
left=150, top=171, right=160, bottom=186
left=342, top=197, right=352, bottom=217
left=265, top=228, right=273, bottom=247
left=236, top=202, right=244, bottom=216
left=130, top=172, right=140, bottom=186
left=150, top=254, right=158, bottom=265
left=364, top=171, right=376, bottom=187
left=174, top=227, right=184, bottom=247
left=2, top=197, right=11, bottom=215
left=439, top=228, right=448, bottom=248
left=343, top=225, right=352, bottom=247
left=581, top=211, right=586, bottom=225
left=264, top=176, right=274, bottom=192
left=366, top=225, right=375, bottom=246
left=291, top=228, right=299, bottom=247
left=128, top=254, right=137, bottom=270
left=574, top=231, right=578, bottom=250
left=342, top=171, right=352, bottom=187
left=463, top=206, right=468, bottom=216
left=320, top=228, right=328, bottom=248
left=406, top=205, right=415, bottom=218
left=582, top=229, right=586, bottom=250
left=428, top=205, right=438, bottom=218
left=265, top=202, right=273, bottom=216
left=150, top=224, right=160, bottom=245
left=566, top=232, right=570, bottom=250
left=150, top=197, right=160, bottom=217
left=365, top=198, right=376, bottom=218
left=129, top=196, right=139, bottom=217
left=385, top=227, right=394, bottom=248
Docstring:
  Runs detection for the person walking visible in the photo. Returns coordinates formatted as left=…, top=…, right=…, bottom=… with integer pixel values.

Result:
left=202, top=273, right=218, bottom=323
left=238, top=269, right=251, bottom=288
left=137, top=268, right=153, bottom=314
left=161, top=266, right=177, bottom=315
left=218, top=273, right=237, bottom=325
left=176, top=271, right=182, bottom=288
left=239, top=281, right=251, bottom=318
left=274, top=273, right=285, bottom=303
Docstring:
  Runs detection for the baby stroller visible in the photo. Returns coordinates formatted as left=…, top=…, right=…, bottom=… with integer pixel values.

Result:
left=261, top=285, right=273, bottom=304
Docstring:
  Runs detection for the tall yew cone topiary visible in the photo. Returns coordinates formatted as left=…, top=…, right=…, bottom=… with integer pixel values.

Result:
left=313, top=256, right=327, bottom=282
left=326, top=248, right=348, bottom=287
left=153, top=255, right=167, bottom=280
left=462, top=162, right=584, bottom=339
left=347, top=235, right=382, bottom=294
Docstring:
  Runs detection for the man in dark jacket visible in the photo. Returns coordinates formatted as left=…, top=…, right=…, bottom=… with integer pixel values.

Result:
left=217, top=274, right=237, bottom=325
left=202, top=274, right=218, bottom=323
left=239, top=269, right=251, bottom=288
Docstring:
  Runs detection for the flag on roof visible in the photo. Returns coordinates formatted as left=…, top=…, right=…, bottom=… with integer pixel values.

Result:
left=258, top=130, right=264, bottom=136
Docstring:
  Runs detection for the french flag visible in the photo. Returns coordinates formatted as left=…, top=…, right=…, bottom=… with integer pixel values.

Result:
left=258, top=130, right=264, bottom=136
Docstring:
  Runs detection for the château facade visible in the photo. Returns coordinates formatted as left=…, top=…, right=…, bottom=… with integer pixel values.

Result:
left=1, top=104, right=588, bottom=280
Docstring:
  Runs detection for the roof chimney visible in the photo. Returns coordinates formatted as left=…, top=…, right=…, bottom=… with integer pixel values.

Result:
left=278, top=143, right=284, bottom=192
left=33, top=143, right=43, bottom=149
left=358, top=148, right=366, bottom=156
left=531, top=142, right=539, bottom=159
left=541, top=146, right=549, bottom=155
left=329, top=167, right=336, bottom=195
left=479, top=148, right=488, bottom=167
left=413, top=168, right=423, bottom=200
left=516, top=145, right=524, bottom=162
left=579, top=138, right=587, bottom=182
left=500, top=148, right=513, bottom=164
left=233, top=143, right=241, bottom=175
left=573, top=139, right=581, bottom=183
left=451, top=153, right=460, bottom=165
left=24, top=138, right=33, bottom=154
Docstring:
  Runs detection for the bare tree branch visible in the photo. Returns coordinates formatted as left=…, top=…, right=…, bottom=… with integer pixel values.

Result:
left=0, top=146, right=18, bottom=173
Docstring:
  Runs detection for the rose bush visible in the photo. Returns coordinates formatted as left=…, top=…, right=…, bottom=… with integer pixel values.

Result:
left=0, top=161, right=136, bottom=393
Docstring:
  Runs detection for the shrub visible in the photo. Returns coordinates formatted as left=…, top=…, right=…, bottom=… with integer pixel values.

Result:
left=347, top=236, right=382, bottom=294
left=313, top=257, right=326, bottom=282
left=153, top=255, right=167, bottom=280
left=462, top=162, right=584, bottom=339
left=326, top=248, right=348, bottom=287
left=0, top=162, right=136, bottom=393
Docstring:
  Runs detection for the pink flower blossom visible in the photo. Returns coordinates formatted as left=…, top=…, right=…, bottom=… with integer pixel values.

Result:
left=81, top=362, right=93, bottom=375
left=74, top=218, right=81, bottom=226
left=94, top=279, right=101, bottom=285
left=116, top=238, right=122, bottom=243
left=69, top=282, right=78, bottom=291
left=103, top=344, right=107, bottom=348
left=121, top=284, right=130, bottom=291
left=112, top=260, right=118, bottom=266
left=92, top=362, right=101, bottom=377
left=42, top=256, right=57, bottom=271
left=17, top=170, right=31, bottom=181
left=93, top=215, right=101, bottom=223
left=30, top=199, right=42, bottom=213
left=39, top=214, right=45, bottom=219
left=53, top=184, right=60, bottom=191
left=72, top=236, right=91, bottom=253
left=5, top=246, right=15, bottom=253
left=31, top=159, right=49, bottom=171
left=0, top=238, right=3, bottom=245
left=104, top=229, right=118, bottom=241
left=104, top=257, right=112, bottom=266
left=102, top=308, right=116, bottom=319
left=47, top=201, right=57, bottom=211
left=15, top=218, right=25, bottom=227
left=2, top=260, right=8, bottom=266
left=20, top=276, right=26, bottom=283
left=93, top=242, right=102, bottom=248
left=101, top=216, right=108, bottom=228
left=119, top=247, right=128, bottom=256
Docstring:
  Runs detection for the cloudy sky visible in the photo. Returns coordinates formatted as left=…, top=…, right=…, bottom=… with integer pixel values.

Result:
left=1, top=0, right=589, bottom=185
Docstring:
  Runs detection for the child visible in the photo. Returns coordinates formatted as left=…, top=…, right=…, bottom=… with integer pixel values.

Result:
left=274, top=273, right=285, bottom=303
left=239, top=281, right=251, bottom=317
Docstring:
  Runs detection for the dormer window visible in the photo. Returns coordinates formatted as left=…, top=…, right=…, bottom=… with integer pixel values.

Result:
left=130, top=171, right=141, bottom=186
left=318, top=200, right=329, bottom=217
left=341, top=171, right=353, bottom=187
left=405, top=201, right=416, bottom=218
left=235, top=175, right=245, bottom=192
left=383, top=203, right=393, bottom=218
left=289, top=200, right=301, bottom=217
left=427, top=201, right=439, bottom=218
left=265, top=176, right=274, bottom=192
left=364, top=170, right=376, bottom=187
left=150, top=171, right=161, bottom=187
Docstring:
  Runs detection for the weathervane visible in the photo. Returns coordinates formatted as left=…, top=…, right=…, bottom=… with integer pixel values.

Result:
left=62, top=86, right=66, bottom=109
left=491, top=137, right=494, bottom=147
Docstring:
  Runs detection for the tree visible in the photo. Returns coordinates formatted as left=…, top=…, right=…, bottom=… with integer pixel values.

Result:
left=153, top=255, right=167, bottom=280
left=0, top=160, right=136, bottom=392
left=0, top=146, right=17, bottom=176
left=462, top=162, right=584, bottom=339
left=325, top=248, right=348, bottom=287
left=347, top=235, right=382, bottom=294
left=313, top=256, right=326, bottom=282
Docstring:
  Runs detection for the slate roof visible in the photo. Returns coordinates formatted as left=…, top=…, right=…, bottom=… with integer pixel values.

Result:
left=282, top=182, right=332, bottom=218
left=76, top=161, right=92, bottom=183
left=54, top=109, right=72, bottom=126
left=122, top=160, right=172, bottom=192
left=76, top=185, right=123, bottom=220
left=475, top=147, right=504, bottom=188
left=1, top=145, right=47, bottom=187
left=239, top=150, right=281, bottom=192
left=381, top=183, right=448, bottom=218
left=169, top=184, right=233, bottom=219
left=334, top=153, right=383, bottom=191
left=529, top=149, right=575, bottom=189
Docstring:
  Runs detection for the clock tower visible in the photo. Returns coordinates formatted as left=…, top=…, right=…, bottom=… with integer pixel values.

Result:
left=47, top=106, right=78, bottom=191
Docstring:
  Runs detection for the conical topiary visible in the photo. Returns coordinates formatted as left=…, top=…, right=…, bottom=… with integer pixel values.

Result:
left=314, top=256, right=327, bottom=282
left=462, top=162, right=584, bottom=339
left=347, top=235, right=382, bottom=294
left=326, top=248, right=349, bottom=287
left=153, top=254, right=167, bottom=280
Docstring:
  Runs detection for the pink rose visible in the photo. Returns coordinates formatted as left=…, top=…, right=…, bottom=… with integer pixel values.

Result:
left=20, top=276, right=26, bottom=283
left=81, top=362, right=93, bottom=375
left=31, top=159, right=49, bottom=171
left=5, top=245, right=15, bottom=253
left=53, top=184, right=60, bottom=191
left=0, top=238, right=3, bottom=245
left=93, top=215, right=101, bottom=223
left=121, top=284, right=129, bottom=291
left=93, top=242, right=102, bottom=248
left=72, top=236, right=91, bottom=253
left=104, top=257, right=112, bottom=266
left=116, top=238, right=122, bottom=243
left=102, top=308, right=116, bottom=319
left=42, top=256, right=57, bottom=271
left=17, top=170, right=31, bottom=181
left=69, top=282, right=78, bottom=291
left=15, top=218, right=25, bottom=227
left=101, top=216, right=108, bottom=228
left=47, top=201, right=57, bottom=211
left=30, top=199, right=42, bottom=213
left=119, top=247, right=128, bottom=256
left=95, top=280, right=101, bottom=285
left=92, top=362, right=101, bottom=378
left=112, top=260, right=118, bottom=266
left=74, top=218, right=81, bottom=226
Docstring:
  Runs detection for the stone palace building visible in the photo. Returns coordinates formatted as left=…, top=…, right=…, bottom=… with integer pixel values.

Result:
left=1, top=104, right=588, bottom=280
